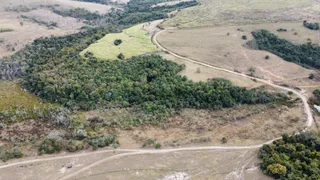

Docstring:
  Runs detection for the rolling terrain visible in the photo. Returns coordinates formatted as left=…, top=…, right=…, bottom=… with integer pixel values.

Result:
left=0, top=0, right=319, bottom=179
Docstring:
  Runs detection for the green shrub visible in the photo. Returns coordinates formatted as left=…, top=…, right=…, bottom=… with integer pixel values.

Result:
left=38, top=138, right=64, bottom=155
left=114, top=39, right=122, bottom=46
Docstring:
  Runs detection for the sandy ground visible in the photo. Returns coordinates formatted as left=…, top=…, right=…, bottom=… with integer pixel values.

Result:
left=157, top=22, right=317, bottom=83
left=0, top=149, right=271, bottom=180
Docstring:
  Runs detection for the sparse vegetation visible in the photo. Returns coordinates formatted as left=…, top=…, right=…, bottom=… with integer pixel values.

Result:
left=0, top=28, right=14, bottom=33
left=20, top=15, right=57, bottom=28
left=277, top=28, right=287, bottom=32
left=260, top=132, right=320, bottom=179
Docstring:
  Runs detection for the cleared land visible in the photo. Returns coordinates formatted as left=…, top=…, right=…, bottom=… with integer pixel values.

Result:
left=0, top=149, right=270, bottom=180
left=162, top=0, right=320, bottom=28
left=157, top=22, right=316, bottom=82
left=81, top=23, right=158, bottom=60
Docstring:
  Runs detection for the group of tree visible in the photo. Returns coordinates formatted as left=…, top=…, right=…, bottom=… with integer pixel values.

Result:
left=260, top=132, right=320, bottom=179
left=303, top=20, right=320, bottom=30
left=0, top=23, right=286, bottom=119
left=252, top=30, right=320, bottom=69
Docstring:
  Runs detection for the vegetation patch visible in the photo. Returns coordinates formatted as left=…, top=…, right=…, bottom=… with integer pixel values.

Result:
left=20, top=15, right=57, bottom=28
left=81, top=24, right=157, bottom=60
left=0, top=28, right=14, bottom=33
left=303, top=20, right=319, bottom=30
left=252, top=29, right=320, bottom=69
left=260, top=132, right=320, bottom=179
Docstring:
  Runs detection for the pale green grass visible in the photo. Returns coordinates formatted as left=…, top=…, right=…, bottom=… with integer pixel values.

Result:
left=0, top=80, right=49, bottom=111
left=81, top=24, right=157, bottom=60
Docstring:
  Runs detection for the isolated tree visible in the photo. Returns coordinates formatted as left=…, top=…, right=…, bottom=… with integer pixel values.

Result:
left=242, top=35, right=247, bottom=40
left=248, top=67, right=256, bottom=76
left=114, top=39, right=122, bottom=46
left=20, top=22, right=23, bottom=26
left=117, top=53, right=125, bottom=60
left=265, top=55, right=270, bottom=60
left=309, top=73, right=315, bottom=79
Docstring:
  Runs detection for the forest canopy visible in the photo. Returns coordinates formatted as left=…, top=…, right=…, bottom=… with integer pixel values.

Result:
left=260, top=132, right=320, bottom=180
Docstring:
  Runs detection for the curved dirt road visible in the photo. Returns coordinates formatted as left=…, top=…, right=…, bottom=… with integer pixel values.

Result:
left=0, top=29, right=315, bottom=179
left=152, top=29, right=314, bottom=128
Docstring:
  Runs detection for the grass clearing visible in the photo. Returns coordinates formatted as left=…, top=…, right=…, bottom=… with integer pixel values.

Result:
left=81, top=23, right=157, bottom=60
left=0, top=81, right=46, bottom=111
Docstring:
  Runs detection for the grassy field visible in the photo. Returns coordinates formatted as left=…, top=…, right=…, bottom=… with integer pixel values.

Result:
left=161, top=0, right=319, bottom=28
left=0, top=81, right=46, bottom=111
left=81, top=23, right=157, bottom=60
left=157, top=22, right=316, bottom=82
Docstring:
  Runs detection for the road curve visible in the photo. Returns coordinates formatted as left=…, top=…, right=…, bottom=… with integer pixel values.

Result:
left=0, top=29, right=315, bottom=177
left=152, top=29, right=314, bottom=128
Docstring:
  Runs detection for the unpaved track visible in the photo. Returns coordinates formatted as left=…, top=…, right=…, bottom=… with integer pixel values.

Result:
left=153, top=29, right=314, bottom=128
left=0, top=28, right=315, bottom=179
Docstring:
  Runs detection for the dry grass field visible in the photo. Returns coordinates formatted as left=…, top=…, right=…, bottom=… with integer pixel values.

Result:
left=157, top=22, right=317, bottom=82
left=0, top=149, right=270, bottom=180
left=159, top=52, right=262, bottom=88
left=162, top=0, right=320, bottom=28
left=116, top=101, right=305, bottom=148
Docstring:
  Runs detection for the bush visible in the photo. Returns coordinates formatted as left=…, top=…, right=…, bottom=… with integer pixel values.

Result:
left=87, top=134, right=117, bottom=150
left=155, top=143, right=162, bottom=149
left=309, top=73, right=315, bottom=79
left=38, top=138, right=64, bottom=155
left=114, top=39, right=122, bottom=46
left=221, top=137, right=227, bottom=144
left=265, top=55, right=270, bottom=60
left=0, top=146, right=23, bottom=162
left=117, top=53, right=125, bottom=60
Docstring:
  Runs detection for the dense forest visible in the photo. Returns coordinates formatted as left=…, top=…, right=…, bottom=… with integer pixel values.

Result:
left=252, top=30, right=320, bottom=69
left=303, top=20, right=320, bottom=30
left=260, top=132, right=320, bottom=179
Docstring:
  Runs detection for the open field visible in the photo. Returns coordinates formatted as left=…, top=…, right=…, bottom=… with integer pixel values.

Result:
left=0, top=0, right=96, bottom=59
left=0, top=81, right=46, bottom=111
left=157, top=22, right=317, bottom=82
left=0, top=0, right=115, bottom=14
left=160, top=52, right=262, bottom=88
left=0, top=148, right=270, bottom=180
left=81, top=23, right=157, bottom=60
left=162, top=0, right=320, bottom=28
left=116, top=101, right=305, bottom=148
